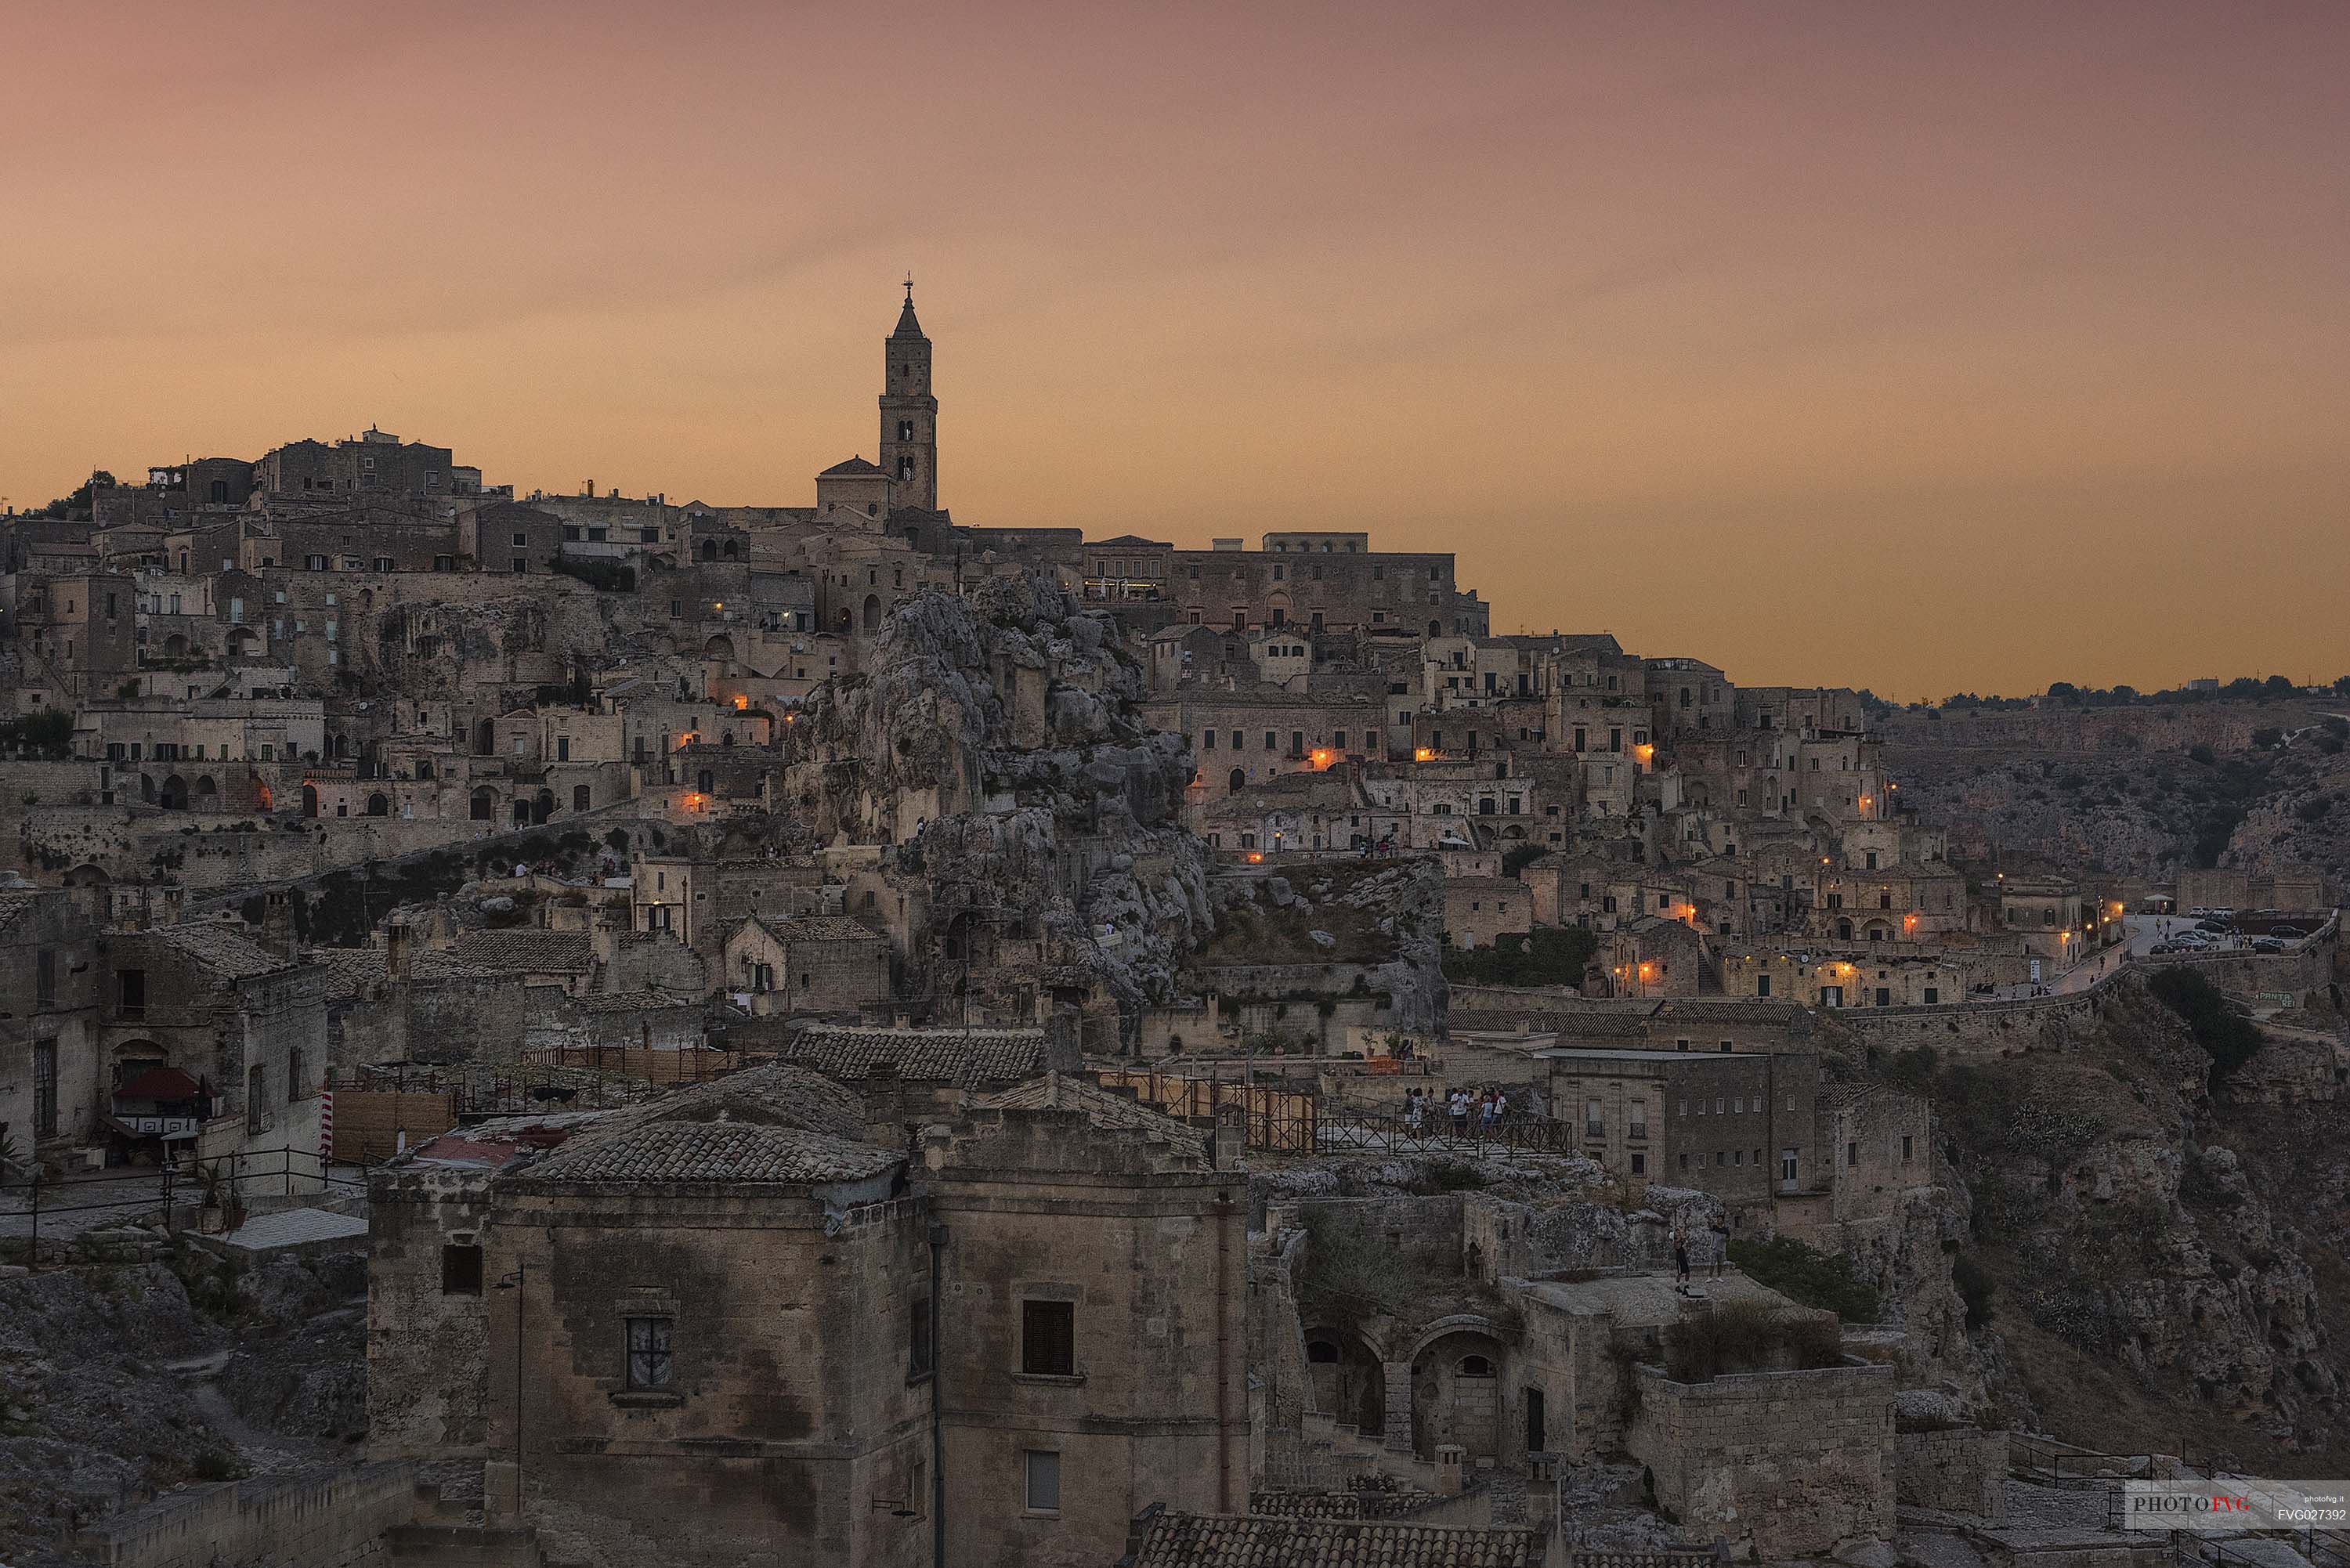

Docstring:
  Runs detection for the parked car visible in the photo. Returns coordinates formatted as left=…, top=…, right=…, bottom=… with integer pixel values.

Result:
left=2271, top=924, right=2305, bottom=939
left=2251, top=938, right=2285, bottom=954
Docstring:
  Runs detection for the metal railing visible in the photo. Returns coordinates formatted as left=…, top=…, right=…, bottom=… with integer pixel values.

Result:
left=0, top=1146, right=366, bottom=1269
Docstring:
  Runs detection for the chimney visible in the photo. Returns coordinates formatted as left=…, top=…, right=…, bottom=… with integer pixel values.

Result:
left=864, top=1060, right=906, bottom=1140
left=1212, top=1104, right=1246, bottom=1171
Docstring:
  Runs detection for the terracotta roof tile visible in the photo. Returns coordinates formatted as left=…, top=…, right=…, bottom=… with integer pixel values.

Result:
left=784, top=1025, right=1052, bottom=1089
left=1133, top=1512, right=1543, bottom=1568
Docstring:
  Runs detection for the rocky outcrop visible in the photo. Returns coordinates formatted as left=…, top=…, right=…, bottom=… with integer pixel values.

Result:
left=1868, top=979, right=2347, bottom=1463
left=783, top=576, right=1213, bottom=1031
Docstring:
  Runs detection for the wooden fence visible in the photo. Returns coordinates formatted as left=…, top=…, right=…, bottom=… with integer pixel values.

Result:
left=1090, top=1068, right=1320, bottom=1154
left=327, top=1089, right=460, bottom=1165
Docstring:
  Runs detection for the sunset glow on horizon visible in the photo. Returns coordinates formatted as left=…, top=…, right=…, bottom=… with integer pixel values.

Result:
left=4, top=0, right=2344, bottom=699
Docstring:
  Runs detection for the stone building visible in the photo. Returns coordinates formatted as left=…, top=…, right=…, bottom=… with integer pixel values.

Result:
left=1536, top=1044, right=1821, bottom=1204
left=365, top=1064, right=1247, bottom=1568
left=721, top=914, right=891, bottom=1015
left=0, top=887, right=107, bottom=1158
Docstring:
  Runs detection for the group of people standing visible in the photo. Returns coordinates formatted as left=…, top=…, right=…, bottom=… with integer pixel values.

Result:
left=1401, top=1085, right=1511, bottom=1140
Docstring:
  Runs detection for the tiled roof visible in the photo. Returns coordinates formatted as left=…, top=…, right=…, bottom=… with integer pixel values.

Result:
left=154, top=922, right=295, bottom=980
left=519, top=1118, right=895, bottom=1185
left=0, top=892, right=40, bottom=940
left=449, top=930, right=595, bottom=973
left=1132, top=1512, right=1543, bottom=1568
left=785, top=1025, right=1052, bottom=1089
left=515, top=1064, right=890, bottom=1187
left=818, top=456, right=886, bottom=476
left=982, top=1073, right=1208, bottom=1159
left=566, top=988, right=700, bottom=1014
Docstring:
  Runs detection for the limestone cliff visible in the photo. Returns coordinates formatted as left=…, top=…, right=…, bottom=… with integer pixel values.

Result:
left=1847, top=978, right=2350, bottom=1466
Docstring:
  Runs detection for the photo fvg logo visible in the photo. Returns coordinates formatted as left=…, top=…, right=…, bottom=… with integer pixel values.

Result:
left=2122, top=1481, right=2350, bottom=1532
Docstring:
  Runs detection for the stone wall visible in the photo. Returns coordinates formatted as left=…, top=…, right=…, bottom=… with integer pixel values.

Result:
left=70, top=1460, right=418, bottom=1568
left=1894, top=1425, right=2007, bottom=1519
left=367, top=1169, right=494, bottom=1457
left=1627, top=1358, right=1895, bottom=1556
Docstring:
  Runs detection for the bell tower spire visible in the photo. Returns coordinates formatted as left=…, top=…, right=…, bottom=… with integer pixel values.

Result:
left=880, top=278, right=936, bottom=512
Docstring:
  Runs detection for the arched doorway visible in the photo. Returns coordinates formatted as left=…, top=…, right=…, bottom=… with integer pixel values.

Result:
left=1427, top=619, right=1442, bottom=639
left=721, top=540, right=739, bottom=561
left=193, top=776, right=218, bottom=810
left=1864, top=923, right=1891, bottom=943
left=702, top=634, right=732, bottom=663
left=1837, top=918, right=1854, bottom=941
left=573, top=783, right=592, bottom=812
left=862, top=594, right=882, bottom=632
left=532, top=789, right=554, bottom=825
left=159, top=775, right=188, bottom=811
left=699, top=538, right=717, bottom=562
left=1409, top=1328, right=1506, bottom=1461
left=300, top=783, right=319, bottom=818
left=366, top=792, right=389, bottom=817
left=512, top=799, right=531, bottom=826
left=475, top=719, right=497, bottom=756
left=1304, top=1329, right=1386, bottom=1439
left=470, top=786, right=494, bottom=822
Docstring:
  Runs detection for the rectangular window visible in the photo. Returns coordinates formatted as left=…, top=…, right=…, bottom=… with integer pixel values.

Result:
left=627, top=1316, right=674, bottom=1388
left=441, top=1244, right=483, bottom=1295
left=1846, top=1141, right=1860, bottom=1167
left=1901, top=1135, right=1914, bottom=1162
left=1630, top=1151, right=1646, bottom=1175
left=36, top=948, right=55, bottom=1008
left=909, top=1295, right=934, bottom=1376
left=1021, top=1299, right=1076, bottom=1376
left=1202, top=730, right=1215, bottom=750
left=1923, top=987, right=1939, bottom=1005
left=1024, top=1449, right=1061, bottom=1512
left=34, top=1039, right=58, bottom=1137
left=1264, top=730, right=1277, bottom=750
left=118, top=967, right=147, bottom=1018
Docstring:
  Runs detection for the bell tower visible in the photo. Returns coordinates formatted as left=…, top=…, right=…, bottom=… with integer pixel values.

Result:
left=879, top=276, right=936, bottom=513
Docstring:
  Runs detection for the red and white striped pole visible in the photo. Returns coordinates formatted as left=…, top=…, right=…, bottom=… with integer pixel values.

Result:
left=319, top=1087, right=334, bottom=1165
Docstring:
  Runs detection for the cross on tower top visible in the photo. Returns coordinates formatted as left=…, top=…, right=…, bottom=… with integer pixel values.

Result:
left=903, top=273, right=914, bottom=306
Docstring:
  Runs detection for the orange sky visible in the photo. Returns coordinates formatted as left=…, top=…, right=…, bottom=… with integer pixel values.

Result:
left=4, top=1, right=2344, bottom=699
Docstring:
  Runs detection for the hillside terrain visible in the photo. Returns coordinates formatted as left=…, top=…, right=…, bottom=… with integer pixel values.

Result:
left=1830, top=975, right=2350, bottom=1469
left=1885, top=700, right=2350, bottom=884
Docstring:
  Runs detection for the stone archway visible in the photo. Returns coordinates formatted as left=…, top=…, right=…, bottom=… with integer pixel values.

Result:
left=1405, top=1318, right=1509, bottom=1462
left=1303, top=1326, right=1387, bottom=1441
left=160, top=775, right=188, bottom=811
left=861, top=593, right=882, bottom=633
left=470, top=786, right=494, bottom=822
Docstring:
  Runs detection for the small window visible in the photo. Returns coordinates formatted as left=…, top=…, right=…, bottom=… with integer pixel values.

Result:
left=909, top=1295, right=934, bottom=1376
left=627, top=1316, right=674, bottom=1388
left=1021, top=1299, right=1075, bottom=1376
left=441, top=1244, right=483, bottom=1295
left=1846, top=1141, right=1860, bottom=1167
left=1901, top=1134, right=1914, bottom=1162
left=1024, top=1449, right=1061, bottom=1512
